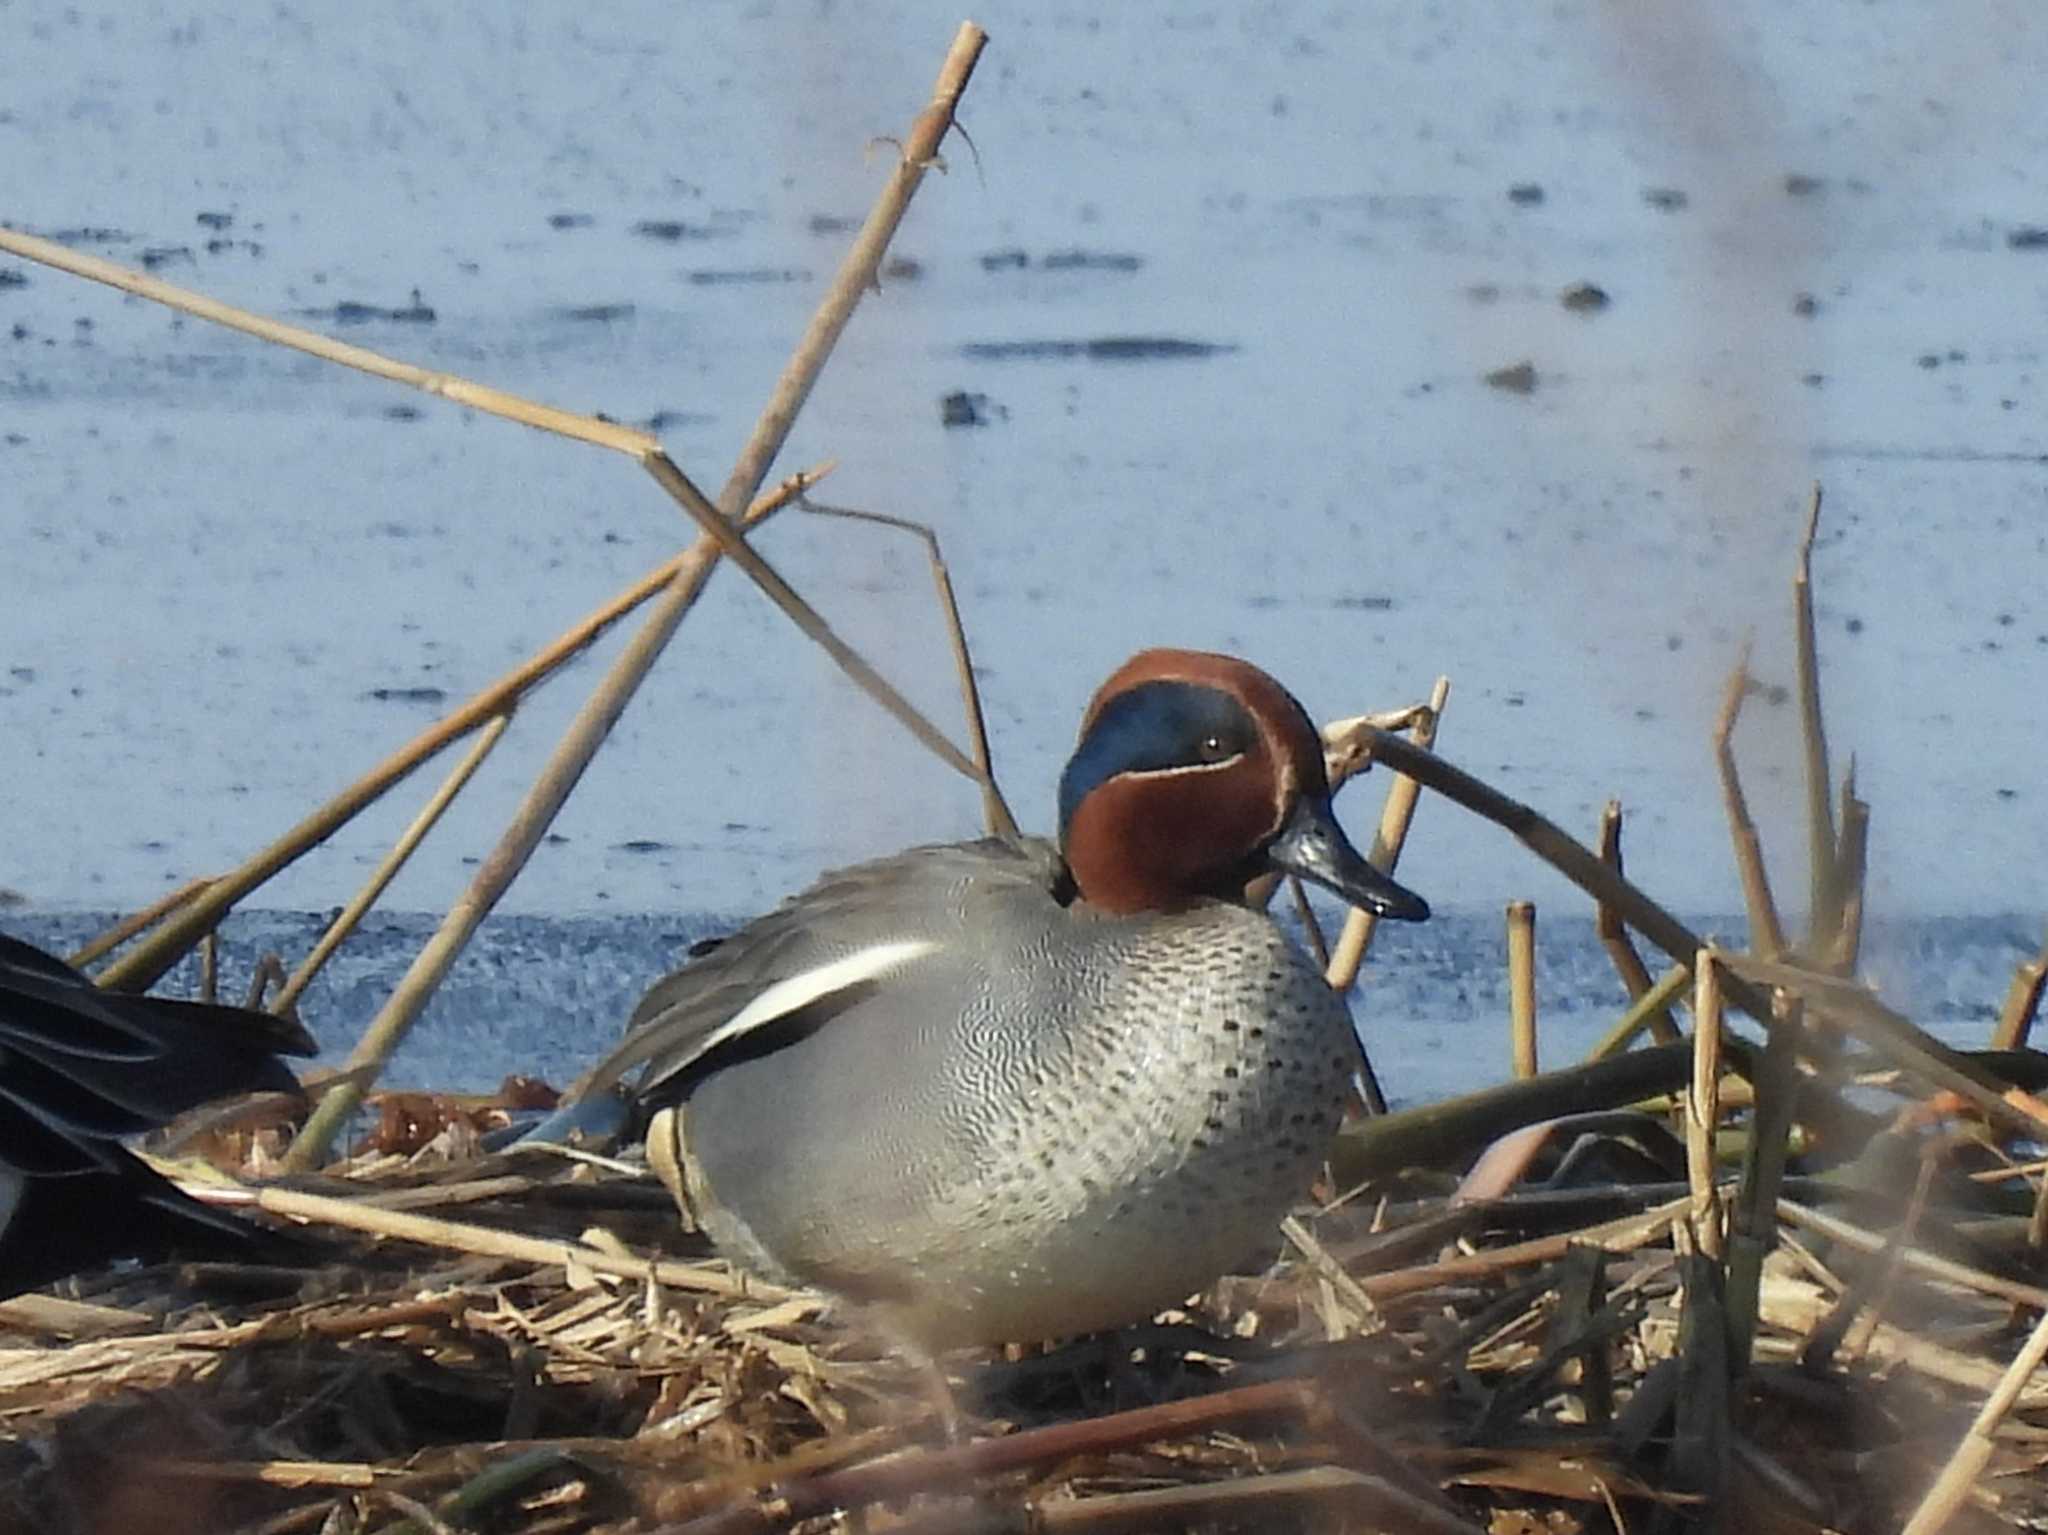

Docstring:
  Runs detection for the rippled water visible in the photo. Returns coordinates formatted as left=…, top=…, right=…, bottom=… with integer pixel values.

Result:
left=4, top=3, right=2046, bottom=1091
left=7, top=907, right=2036, bottom=1104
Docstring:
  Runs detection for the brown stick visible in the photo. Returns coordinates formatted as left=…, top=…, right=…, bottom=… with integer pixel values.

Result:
left=1359, top=1196, right=1690, bottom=1302
left=794, top=497, right=1017, bottom=839
left=1714, top=646, right=1787, bottom=958
left=253, top=1187, right=766, bottom=1299
left=1777, top=1198, right=2048, bottom=1311
left=1825, top=764, right=1869, bottom=974
left=0, top=228, right=656, bottom=457
left=640, top=453, right=990, bottom=788
left=1507, top=901, right=1538, bottom=1079
left=1718, top=950, right=2048, bottom=1142
left=1898, top=1304, right=2048, bottom=1535
left=655, top=1380, right=1319, bottom=1535
left=1594, top=800, right=1679, bottom=1043
left=1726, top=988, right=1801, bottom=1371
left=96, top=466, right=822, bottom=994
left=1584, top=963, right=1693, bottom=1062
left=68, top=875, right=213, bottom=970
left=1359, top=732, right=2040, bottom=1132
left=1991, top=922, right=2048, bottom=1052
left=1792, top=483, right=1840, bottom=939
left=1686, top=950, right=1726, bottom=1260
left=1325, top=677, right=1450, bottom=992
left=282, top=28, right=987, bottom=1170
left=272, top=714, right=511, bottom=1017
left=1356, top=732, right=1772, bottom=1059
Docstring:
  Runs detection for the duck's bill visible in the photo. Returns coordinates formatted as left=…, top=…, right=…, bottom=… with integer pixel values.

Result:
left=1267, top=794, right=1430, bottom=922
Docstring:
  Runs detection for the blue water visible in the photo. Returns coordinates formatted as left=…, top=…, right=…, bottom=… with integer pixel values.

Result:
left=4, top=2, right=2047, bottom=1099
left=6, top=907, right=2036, bottom=1106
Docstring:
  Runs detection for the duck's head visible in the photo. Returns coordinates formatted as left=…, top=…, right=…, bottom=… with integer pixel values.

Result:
left=1056, top=649, right=1431, bottom=920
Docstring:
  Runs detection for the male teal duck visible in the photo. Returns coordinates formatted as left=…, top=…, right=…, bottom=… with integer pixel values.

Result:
left=0, top=932, right=313, bottom=1295
left=574, top=648, right=1429, bottom=1346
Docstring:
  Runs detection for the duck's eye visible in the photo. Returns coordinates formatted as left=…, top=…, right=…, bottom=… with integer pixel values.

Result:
left=1196, top=734, right=1232, bottom=763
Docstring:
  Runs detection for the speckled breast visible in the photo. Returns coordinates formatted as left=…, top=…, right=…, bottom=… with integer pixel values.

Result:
left=667, top=897, right=1358, bottom=1347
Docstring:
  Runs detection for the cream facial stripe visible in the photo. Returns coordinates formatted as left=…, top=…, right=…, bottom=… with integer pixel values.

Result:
left=706, top=939, right=940, bottom=1053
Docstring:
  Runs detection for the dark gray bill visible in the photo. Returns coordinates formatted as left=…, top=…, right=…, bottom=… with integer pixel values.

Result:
left=1266, top=794, right=1430, bottom=922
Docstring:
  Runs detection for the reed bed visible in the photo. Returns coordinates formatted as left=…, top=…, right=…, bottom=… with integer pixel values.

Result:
left=5, top=19, right=2047, bottom=1533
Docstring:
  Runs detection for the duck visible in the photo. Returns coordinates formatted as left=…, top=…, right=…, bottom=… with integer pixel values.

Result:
left=567, top=648, right=1429, bottom=1347
left=0, top=931, right=314, bottom=1295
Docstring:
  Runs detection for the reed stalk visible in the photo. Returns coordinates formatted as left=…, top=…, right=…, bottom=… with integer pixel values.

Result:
left=1777, top=1198, right=2048, bottom=1311
left=0, top=228, right=658, bottom=457
left=272, top=712, right=511, bottom=1017
left=1507, top=901, right=1538, bottom=1078
left=1714, top=647, right=1787, bottom=958
left=1585, top=963, right=1693, bottom=1061
left=1898, top=1302, right=2048, bottom=1535
left=1595, top=800, right=1679, bottom=1044
left=1792, top=484, right=1839, bottom=938
left=1322, top=677, right=1449, bottom=1115
left=66, top=876, right=211, bottom=970
left=1719, top=950, right=2048, bottom=1141
left=1324, top=676, right=1450, bottom=993
left=1991, top=922, right=2048, bottom=1051
left=794, top=497, right=1017, bottom=839
left=1358, top=731, right=1779, bottom=1057
left=1685, top=949, right=1726, bottom=1260
left=281, top=23, right=988, bottom=1172
left=254, top=1188, right=763, bottom=1299
left=1725, top=988, right=1801, bottom=1371
left=1825, top=767, right=1869, bottom=973
left=92, top=467, right=820, bottom=993
left=639, top=453, right=995, bottom=795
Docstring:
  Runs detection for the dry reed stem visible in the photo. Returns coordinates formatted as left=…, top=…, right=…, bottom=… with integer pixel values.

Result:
left=0, top=228, right=657, bottom=457
left=1596, top=800, right=1680, bottom=1044
left=1792, top=483, right=1840, bottom=938
left=1838, top=1154, right=1937, bottom=1367
left=1776, top=1198, right=2048, bottom=1311
left=1334, top=1039, right=1699, bottom=1180
left=253, top=1187, right=772, bottom=1300
left=131, top=1458, right=383, bottom=1490
left=272, top=712, right=511, bottom=1017
left=1507, top=901, right=1538, bottom=1078
left=1280, top=1214, right=1381, bottom=1336
left=1685, top=950, right=1725, bottom=1259
left=1826, top=767, right=1869, bottom=973
left=1358, top=731, right=1787, bottom=1080
left=795, top=497, right=1017, bottom=839
left=640, top=454, right=991, bottom=787
left=1991, top=923, right=2048, bottom=1051
left=2028, top=1164, right=2048, bottom=1255
left=1027, top=1467, right=1481, bottom=1535
left=1899, top=1303, right=2048, bottom=1535
left=655, top=1378, right=1320, bottom=1535
left=1725, top=988, right=1801, bottom=1371
left=94, top=466, right=820, bottom=994
left=1586, top=962, right=1693, bottom=1061
left=273, top=507, right=726, bottom=1168
left=705, top=24, right=985, bottom=525
left=1714, top=645, right=1788, bottom=958
left=622, top=26, right=1001, bottom=802
left=1718, top=951, right=2048, bottom=1141
left=1324, top=676, right=1451, bottom=993
left=67, top=875, right=212, bottom=970
left=283, top=26, right=986, bottom=1169
left=1359, top=1195, right=1689, bottom=1302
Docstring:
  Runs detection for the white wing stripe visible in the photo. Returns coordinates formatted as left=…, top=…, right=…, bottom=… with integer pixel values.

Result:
left=697, top=938, right=940, bottom=1061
